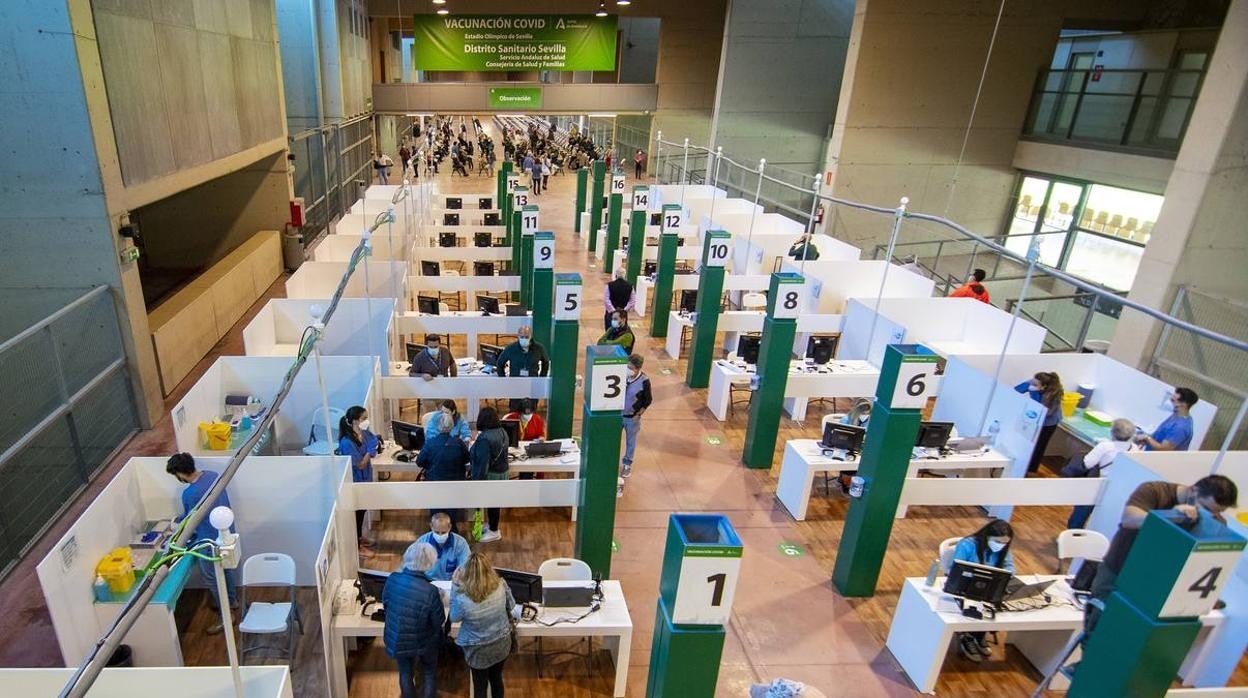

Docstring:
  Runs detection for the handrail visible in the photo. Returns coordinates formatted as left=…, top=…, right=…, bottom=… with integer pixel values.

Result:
left=0, top=286, right=109, bottom=354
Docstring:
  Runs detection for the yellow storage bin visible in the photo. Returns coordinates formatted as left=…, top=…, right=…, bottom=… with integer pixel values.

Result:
left=96, top=547, right=136, bottom=594
left=199, top=421, right=232, bottom=450
left=1061, top=391, right=1082, bottom=418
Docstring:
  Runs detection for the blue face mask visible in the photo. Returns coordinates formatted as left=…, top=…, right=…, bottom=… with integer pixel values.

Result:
left=611, top=320, right=621, bottom=329
left=428, top=346, right=439, bottom=357
left=518, top=338, right=530, bottom=349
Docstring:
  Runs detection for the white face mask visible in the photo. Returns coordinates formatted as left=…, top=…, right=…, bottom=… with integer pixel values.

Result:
left=358, top=419, right=371, bottom=432
left=432, top=532, right=449, bottom=544
left=858, top=414, right=870, bottom=424
left=611, top=319, right=621, bottom=329
left=987, top=540, right=1007, bottom=553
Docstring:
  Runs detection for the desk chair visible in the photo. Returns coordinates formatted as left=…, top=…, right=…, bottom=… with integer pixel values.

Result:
left=728, top=375, right=753, bottom=417
left=303, top=406, right=345, bottom=456
left=535, top=558, right=595, bottom=675
left=1056, top=528, right=1109, bottom=574
left=938, top=537, right=962, bottom=574
left=742, top=292, right=767, bottom=312
left=238, top=553, right=303, bottom=662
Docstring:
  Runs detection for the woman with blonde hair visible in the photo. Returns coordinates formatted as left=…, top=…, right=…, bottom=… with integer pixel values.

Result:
left=1015, top=371, right=1065, bottom=473
left=450, top=552, right=515, bottom=697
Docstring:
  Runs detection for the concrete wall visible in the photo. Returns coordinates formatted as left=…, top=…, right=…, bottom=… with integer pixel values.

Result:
left=652, top=0, right=728, bottom=146
left=1012, top=141, right=1174, bottom=194
left=711, top=0, right=853, bottom=176
left=618, top=17, right=660, bottom=84
left=277, top=0, right=324, bottom=131
left=338, top=0, right=372, bottom=116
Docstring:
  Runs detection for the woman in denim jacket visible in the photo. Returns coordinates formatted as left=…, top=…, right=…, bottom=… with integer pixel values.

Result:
left=451, top=552, right=516, bottom=697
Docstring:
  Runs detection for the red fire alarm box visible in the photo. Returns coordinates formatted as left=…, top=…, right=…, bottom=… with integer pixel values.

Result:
left=289, top=198, right=305, bottom=228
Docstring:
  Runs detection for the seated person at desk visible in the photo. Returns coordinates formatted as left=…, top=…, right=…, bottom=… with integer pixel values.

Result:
left=504, top=399, right=547, bottom=441
left=416, top=413, right=470, bottom=527
left=409, top=333, right=458, bottom=380
left=1063, top=418, right=1137, bottom=529
left=597, top=310, right=636, bottom=354
left=165, top=453, right=237, bottom=634
left=1015, top=371, right=1063, bottom=474
left=415, top=513, right=471, bottom=581
left=787, top=233, right=820, bottom=260
left=949, top=519, right=1015, bottom=662
left=834, top=399, right=872, bottom=493
left=1136, top=387, right=1198, bottom=452
left=470, top=407, right=511, bottom=543
left=337, top=406, right=382, bottom=559
left=382, top=542, right=447, bottom=698
left=423, top=399, right=471, bottom=443
left=494, top=326, right=549, bottom=378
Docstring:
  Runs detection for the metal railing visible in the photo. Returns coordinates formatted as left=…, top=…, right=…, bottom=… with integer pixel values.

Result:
left=288, top=113, right=376, bottom=247
left=1022, top=67, right=1205, bottom=156
left=0, top=287, right=138, bottom=582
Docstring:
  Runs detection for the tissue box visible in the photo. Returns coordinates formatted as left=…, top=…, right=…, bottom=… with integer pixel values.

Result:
left=1084, top=410, right=1113, bottom=427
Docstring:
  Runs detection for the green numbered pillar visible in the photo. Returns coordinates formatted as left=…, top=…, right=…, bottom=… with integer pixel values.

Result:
left=604, top=192, right=624, bottom=275
left=530, top=232, right=554, bottom=350
left=626, top=185, right=650, bottom=285
left=686, top=231, right=731, bottom=389
left=547, top=274, right=582, bottom=439
left=648, top=204, right=683, bottom=338
left=588, top=160, right=606, bottom=254
left=1070, top=513, right=1245, bottom=697
left=574, top=345, right=629, bottom=577
left=509, top=186, right=528, bottom=276
left=646, top=514, right=743, bottom=698
left=741, top=273, right=807, bottom=469
left=496, top=163, right=510, bottom=222
left=502, top=164, right=517, bottom=242
left=519, top=204, right=538, bottom=309
left=831, top=344, right=940, bottom=596
left=574, top=167, right=589, bottom=234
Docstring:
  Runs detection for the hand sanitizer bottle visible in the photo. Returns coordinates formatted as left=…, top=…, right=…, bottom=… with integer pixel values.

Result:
left=925, top=558, right=940, bottom=588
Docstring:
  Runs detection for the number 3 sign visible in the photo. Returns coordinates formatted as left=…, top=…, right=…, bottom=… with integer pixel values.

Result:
left=891, top=358, right=940, bottom=409
left=588, top=356, right=629, bottom=412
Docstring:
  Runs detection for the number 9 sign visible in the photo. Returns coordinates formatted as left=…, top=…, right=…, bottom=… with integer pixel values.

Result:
left=534, top=237, right=554, bottom=269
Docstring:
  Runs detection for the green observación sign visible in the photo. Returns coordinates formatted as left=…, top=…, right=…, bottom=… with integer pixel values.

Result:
left=413, top=14, right=618, bottom=72
left=489, top=87, right=542, bottom=109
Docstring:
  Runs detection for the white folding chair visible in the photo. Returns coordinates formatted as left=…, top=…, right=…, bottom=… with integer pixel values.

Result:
left=741, top=292, right=767, bottom=311
left=1056, top=528, right=1110, bottom=573
left=238, top=553, right=303, bottom=662
left=938, top=537, right=962, bottom=574
left=535, top=558, right=594, bottom=675
left=303, top=406, right=345, bottom=456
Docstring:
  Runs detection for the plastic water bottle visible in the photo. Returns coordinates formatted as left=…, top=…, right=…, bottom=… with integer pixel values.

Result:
left=986, top=419, right=1001, bottom=446
left=93, top=575, right=111, bottom=602
left=924, top=559, right=940, bottom=588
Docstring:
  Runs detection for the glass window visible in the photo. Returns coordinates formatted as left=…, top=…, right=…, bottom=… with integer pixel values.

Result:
left=1064, top=232, right=1144, bottom=292
left=1005, top=176, right=1051, bottom=259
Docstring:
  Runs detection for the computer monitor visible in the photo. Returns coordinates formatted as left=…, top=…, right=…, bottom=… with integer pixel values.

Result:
left=421, top=260, right=441, bottom=276
left=601, top=195, right=609, bottom=209
left=416, top=295, right=440, bottom=315
left=737, top=334, right=762, bottom=365
left=391, top=419, right=423, bottom=451
left=499, top=418, right=520, bottom=448
left=644, top=261, right=658, bottom=277
left=915, top=421, right=955, bottom=449
left=446, top=197, right=463, bottom=210
left=806, top=335, right=837, bottom=365
left=439, top=232, right=458, bottom=248
left=484, top=213, right=501, bottom=226
left=356, top=569, right=389, bottom=604
left=821, top=422, right=866, bottom=453
left=679, top=290, right=698, bottom=313
left=495, top=568, right=542, bottom=604
left=474, top=261, right=495, bottom=276
left=474, top=232, right=493, bottom=248
left=477, top=295, right=501, bottom=315
left=478, top=197, right=492, bottom=210
left=443, top=213, right=459, bottom=226
left=649, top=212, right=662, bottom=226
left=405, top=342, right=423, bottom=365
left=479, top=343, right=503, bottom=367
left=943, top=560, right=1012, bottom=607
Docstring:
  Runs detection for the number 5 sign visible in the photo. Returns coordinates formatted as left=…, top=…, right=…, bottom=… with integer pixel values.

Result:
left=891, top=355, right=941, bottom=409
left=554, top=277, right=581, bottom=320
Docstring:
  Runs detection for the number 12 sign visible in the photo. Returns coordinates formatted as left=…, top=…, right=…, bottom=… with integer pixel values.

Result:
left=671, top=547, right=742, bottom=625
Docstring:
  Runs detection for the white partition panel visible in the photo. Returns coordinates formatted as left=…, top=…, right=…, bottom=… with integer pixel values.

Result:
left=314, top=233, right=406, bottom=262
left=355, top=479, right=578, bottom=510
left=0, top=666, right=294, bottom=698
left=783, top=260, right=935, bottom=314
left=286, top=261, right=407, bottom=300
left=244, top=298, right=398, bottom=372
left=838, top=298, right=907, bottom=366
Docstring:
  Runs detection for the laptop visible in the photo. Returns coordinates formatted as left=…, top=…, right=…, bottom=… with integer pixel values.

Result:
left=1004, top=577, right=1055, bottom=602
left=543, top=584, right=596, bottom=608
left=952, top=436, right=988, bottom=452
left=525, top=441, right=563, bottom=458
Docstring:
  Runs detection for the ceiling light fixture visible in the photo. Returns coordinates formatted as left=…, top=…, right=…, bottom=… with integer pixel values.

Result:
left=436, top=7, right=449, bottom=14
left=617, top=0, right=632, bottom=5
left=596, top=2, right=609, bottom=17
left=432, top=0, right=446, bottom=4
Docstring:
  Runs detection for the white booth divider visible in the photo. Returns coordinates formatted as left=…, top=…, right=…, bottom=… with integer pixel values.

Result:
left=37, top=455, right=347, bottom=667
left=953, top=351, right=1219, bottom=449
left=650, top=184, right=725, bottom=204
left=314, top=233, right=406, bottom=262
left=380, top=375, right=549, bottom=421
left=315, top=455, right=357, bottom=698
left=286, top=261, right=407, bottom=300
left=738, top=232, right=860, bottom=276
left=406, top=274, right=520, bottom=311
left=635, top=273, right=774, bottom=318
left=354, top=479, right=579, bottom=511
left=413, top=245, right=512, bottom=263
left=782, top=260, right=934, bottom=314
left=691, top=197, right=762, bottom=224
left=333, top=212, right=417, bottom=241
left=364, top=183, right=435, bottom=202
left=243, top=298, right=398, bottom=374
left=394, top=311, right=530, bottom=359
left=171, top=356, right=379, bottom=456
left=0, top=666, right=294, bottom=697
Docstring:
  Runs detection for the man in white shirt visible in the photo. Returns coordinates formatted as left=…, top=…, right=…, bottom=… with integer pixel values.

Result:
left=1066, top=418, right=1136, bottom=528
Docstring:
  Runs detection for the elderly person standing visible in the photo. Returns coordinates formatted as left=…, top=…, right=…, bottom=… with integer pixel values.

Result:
left=603, top=268, right=636, bottom=330
left=382, top=542, right=446, bottom=698
left=416, top=412, right=470, bottom=528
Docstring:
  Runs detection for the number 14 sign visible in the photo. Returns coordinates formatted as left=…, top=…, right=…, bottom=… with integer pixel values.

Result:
left=671, top=546, right=742, bottom=625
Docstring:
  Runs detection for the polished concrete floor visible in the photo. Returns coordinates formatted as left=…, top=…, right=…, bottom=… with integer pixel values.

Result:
left=2, top=120, right=1244, bottom=697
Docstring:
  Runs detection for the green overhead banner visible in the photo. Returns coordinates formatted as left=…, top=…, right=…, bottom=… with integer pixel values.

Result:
left=412, top=14, right=618, bottom=72
left=489, top=87, right=543, bottom=109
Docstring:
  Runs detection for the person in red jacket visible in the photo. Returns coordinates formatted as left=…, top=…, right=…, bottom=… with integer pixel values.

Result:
left=951, top=268, right=991, bottom=304
left=503, top=399, right=546, bottom=441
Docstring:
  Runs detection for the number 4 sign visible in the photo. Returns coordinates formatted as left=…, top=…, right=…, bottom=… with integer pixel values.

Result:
left=671, top=547, right=742, bottom=625
left=1158, top=542, right=1244, bottom=618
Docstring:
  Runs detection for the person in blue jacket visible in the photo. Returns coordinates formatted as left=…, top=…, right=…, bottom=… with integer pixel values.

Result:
left=1136, top=387, right=1198, bottom=451
left=950, top=519, right=1015, bottom=662
left=1015, top=371, right=1064, bottom=473
left=415, top=512, right=471, bottom=581
left=338, top=405, right=381, bottom=559
left=423, top=399, right=471, bottom=443
left=382, top=542, right=447, bottom=698
left=417, top=412, right=470, bottom=527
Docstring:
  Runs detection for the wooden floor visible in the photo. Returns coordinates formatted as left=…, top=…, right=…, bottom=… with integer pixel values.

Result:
left=1, top=117, right=1244, bottom=698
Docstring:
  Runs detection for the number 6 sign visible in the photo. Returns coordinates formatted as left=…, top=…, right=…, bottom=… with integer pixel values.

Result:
left=891, top=356, right=940, bottom=409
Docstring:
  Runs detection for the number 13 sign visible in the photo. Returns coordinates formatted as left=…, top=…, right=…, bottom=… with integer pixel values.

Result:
left=671, top=548, right=742, bottom=625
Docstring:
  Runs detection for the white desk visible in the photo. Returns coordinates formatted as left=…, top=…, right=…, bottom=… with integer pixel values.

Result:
left=635, top=274, right=772, bottom=317
left=414, top=246, right=511, bottom=263
left=886, top=577, right=1223, bottom=695
left=380, top=373, right=550, bottom=421
left=635, top=275, right=700, bottom=318
left=707, top=359, right=879, bottom=422
left=776, top=439, right=1012, bottom=520
left=664, top=310, right=766, bottom=360
left=330, top=579, right=632, bottom=698
left=395, top=311, right=530, bottom=358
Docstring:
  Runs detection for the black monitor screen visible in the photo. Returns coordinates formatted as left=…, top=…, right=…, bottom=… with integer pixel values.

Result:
left=443, top=213, right=459, bottom=226
left=446, top=197, right=463, bottom=210
left=806, top=335, right=837, bottom=364
left=357, top=569, right=389, bottom=604
left=499, top=418, right=520, bottom=448
left=679, top=290, right=698, bottom=313
left=392, top=419, right=423, bottom=451
left=644, top=261, right=657, bottom=277
left=421, top=260, right=440, bottom=276
left=943, top=560, right=1012, bottom=606
left=478, top=197, right=492, bottom=210
left=474, top=232, right=493, bottom=248
left=478, top=295, right=501, bottom=315
left=915, top=421, right=955, bottom=449
left=479, top=343, right=502, bottom=367
left=649, top=212, right=662, bottom=226
left=737, top=335, right=762, bottom=365
left=821, top=422, right=865, bottom=452
left=495, top=568, right=542, bottom=605
left=484, top=213, right=501, bottom=226
left=405, top=342, right=423, bottom=365
left=474, top=261, right=495, bottom=276
left=417, top=295, right=439, bottom=315
left=439, top=232, right=458, bottom=248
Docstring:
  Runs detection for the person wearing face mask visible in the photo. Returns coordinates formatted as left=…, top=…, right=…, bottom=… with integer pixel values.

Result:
left=503, top=398, right=547, bottom=441
left=494, top=325, right=549, bottom=379
left=619, top=354, right=652, bottom=479
left=415, top=512, right=471, bottom=582
left=409, top=333, right=458, bottom=381
left=337, top=405, right=381, bottom=559
left=416, top=412, right=471, bottom=527
left=423, top=399, right=470, bottom=443
left=469, top=407, right=511, bottom=543
left=382, top=542, right=446, bottom=698
left=949, top=519, right=1015, bottom=661
left=165, top=453, right=237, bottom=634
left=1015, top=371, right=1064, bottom=473
left=597, top=310, right=636, bottom=354
left=834, top=399, right=872, bottom=493
left=1136, top=387, right=1198, bottom=451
